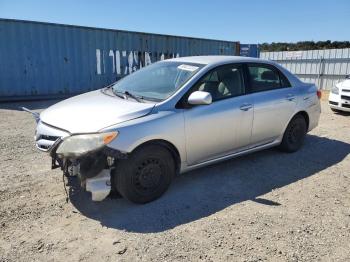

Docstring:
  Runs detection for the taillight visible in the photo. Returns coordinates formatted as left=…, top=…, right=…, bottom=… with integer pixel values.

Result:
left=317, top=90, right=322, bottom=99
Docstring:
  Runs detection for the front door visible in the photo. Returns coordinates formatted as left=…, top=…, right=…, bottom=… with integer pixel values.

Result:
left=183, top=63, right=254, bottom=165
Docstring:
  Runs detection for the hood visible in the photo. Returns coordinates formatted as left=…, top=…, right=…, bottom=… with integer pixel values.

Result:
left=337, top=79, right=350, bottom=90
left=40, top=90, right=155, bottom=133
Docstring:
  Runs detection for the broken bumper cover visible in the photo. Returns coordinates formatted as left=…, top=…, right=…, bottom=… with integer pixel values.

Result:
left=86, top=169, right=111, bottom=201
left=34, top=121, right=127, bottom=201
left=50, top=144, right=127, bottom=202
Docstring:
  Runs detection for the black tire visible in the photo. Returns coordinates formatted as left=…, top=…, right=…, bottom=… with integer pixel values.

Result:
left=279, top=115, right=307, bottom=153
left=113, top=144, right=175, bottom=204
left=331, top=108, right=342, bottom=113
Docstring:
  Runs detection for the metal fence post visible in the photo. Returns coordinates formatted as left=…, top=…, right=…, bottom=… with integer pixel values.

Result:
left=317, top=57, right=325, bottom=89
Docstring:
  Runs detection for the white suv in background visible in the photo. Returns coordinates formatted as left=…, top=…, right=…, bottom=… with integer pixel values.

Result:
left=329, top=75, right=350, bottom=113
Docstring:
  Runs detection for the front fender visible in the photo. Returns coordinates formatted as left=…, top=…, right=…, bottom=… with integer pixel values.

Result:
left=102, top=110, right=186, bottom=164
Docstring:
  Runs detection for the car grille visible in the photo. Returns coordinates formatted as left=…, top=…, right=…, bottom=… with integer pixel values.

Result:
left=341, top=95, right=350, bottom=101
left=329, top=101, right=338, bottom=106
left=36, top=135, right=61, bottom=151
left=342, top=89, right=350, bottom=93
left=35, top=122, right=69, bottom=152
left=342, top=103, right=350, bottom=108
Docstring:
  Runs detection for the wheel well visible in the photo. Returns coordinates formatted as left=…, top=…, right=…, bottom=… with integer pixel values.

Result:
left=294, top=111, right=309, bottom=130
left=132, top=139, right=181, bottom=174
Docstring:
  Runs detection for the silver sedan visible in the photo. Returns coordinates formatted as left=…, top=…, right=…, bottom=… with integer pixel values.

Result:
left=32, top=56, right=321, bottom=203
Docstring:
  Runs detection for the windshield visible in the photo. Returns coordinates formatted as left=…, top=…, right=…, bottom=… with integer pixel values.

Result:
left=112, top=61, right=204, bottom=101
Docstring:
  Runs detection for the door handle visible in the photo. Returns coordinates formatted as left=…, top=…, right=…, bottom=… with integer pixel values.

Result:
left=240, top=104, right=253, bottom=111
left=286, top=94, right=295, bottom=101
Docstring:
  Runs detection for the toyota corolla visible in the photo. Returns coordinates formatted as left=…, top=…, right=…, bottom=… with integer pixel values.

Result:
left=28, top=56, right=321, bottom=204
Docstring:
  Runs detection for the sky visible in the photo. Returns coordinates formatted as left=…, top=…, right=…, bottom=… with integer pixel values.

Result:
left=0, top=0, right=349, bottom=44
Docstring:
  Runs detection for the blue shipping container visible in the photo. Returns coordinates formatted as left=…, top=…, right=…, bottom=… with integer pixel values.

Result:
left=0, top=19, right=239, bottom=101
left=240, top=44, right=259, bottom=58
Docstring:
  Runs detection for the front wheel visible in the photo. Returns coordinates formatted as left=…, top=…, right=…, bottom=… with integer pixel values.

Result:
left=113, top=145, right=175, bottom=204
left=279, top=115, right=307, bottom=153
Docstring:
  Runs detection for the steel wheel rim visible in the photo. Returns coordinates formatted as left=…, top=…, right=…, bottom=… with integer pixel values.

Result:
left=132, top=158, right=163, bottom=195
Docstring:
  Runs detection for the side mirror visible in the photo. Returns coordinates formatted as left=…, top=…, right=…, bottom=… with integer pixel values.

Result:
left=187, top=91, right=212, bottom=105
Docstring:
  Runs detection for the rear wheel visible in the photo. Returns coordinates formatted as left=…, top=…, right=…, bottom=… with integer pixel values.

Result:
left=113, top=145, right=175, bottom=204
left=279, top=115, right=307, bottom=153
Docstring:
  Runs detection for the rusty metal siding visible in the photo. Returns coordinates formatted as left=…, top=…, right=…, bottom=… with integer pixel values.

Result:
left=0, top=19, right=239, bottom=101
left=260, top=49, right=350, bottom=90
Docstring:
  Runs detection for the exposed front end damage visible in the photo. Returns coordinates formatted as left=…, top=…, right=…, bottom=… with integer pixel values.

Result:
left=51, top=143, right=128, bottom=201
left=50, top=142, right=127, bottom=201
left=85, top=169, right=111, bottom=201
left=36, top=120, right=126, bottom=201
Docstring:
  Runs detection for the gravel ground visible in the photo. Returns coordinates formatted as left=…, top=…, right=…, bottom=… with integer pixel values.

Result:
left=0, top=99, right=349, bottom=262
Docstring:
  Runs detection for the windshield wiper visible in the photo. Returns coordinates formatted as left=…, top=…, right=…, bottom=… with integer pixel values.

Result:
left=113, top=91, right=126, bottom=100
left=125, top=91, right=143, bottom=102
left=114, top=90, right=143, bottom=103
left=101, top=86, right=125, bottom=99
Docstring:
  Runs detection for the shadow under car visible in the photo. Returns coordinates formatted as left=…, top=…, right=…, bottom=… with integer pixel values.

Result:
left=67, top=134, right=350, bottom=233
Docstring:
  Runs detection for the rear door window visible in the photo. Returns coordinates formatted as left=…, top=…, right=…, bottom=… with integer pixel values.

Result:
left=247, top=64, right=290, bottom=93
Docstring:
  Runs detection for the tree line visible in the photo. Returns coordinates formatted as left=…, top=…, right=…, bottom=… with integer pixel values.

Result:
left=259, top=41, right=350, bottom=52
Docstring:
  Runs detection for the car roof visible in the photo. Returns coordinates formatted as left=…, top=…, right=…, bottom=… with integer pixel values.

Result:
left=166, top=55, right=273, bottom=66
left=165, top=55, right=303, bottom=87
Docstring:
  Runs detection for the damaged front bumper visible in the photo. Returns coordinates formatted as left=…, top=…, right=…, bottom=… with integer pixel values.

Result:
left=85, top=169, right=111, bottom=201
left=34, top=121, right=126, bottom=201
left=50, top=142, right=127, bottom=201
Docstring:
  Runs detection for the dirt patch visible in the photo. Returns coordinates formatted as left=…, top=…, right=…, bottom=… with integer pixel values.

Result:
left=0, top=100, right=349, bottom=262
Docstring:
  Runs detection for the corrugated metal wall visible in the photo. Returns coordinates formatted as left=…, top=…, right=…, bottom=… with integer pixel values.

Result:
left=260, top=49, right=350, bottom=90
left=0, top=19, right=239, bottom=101
left=240, top=44, right=259, bottom=58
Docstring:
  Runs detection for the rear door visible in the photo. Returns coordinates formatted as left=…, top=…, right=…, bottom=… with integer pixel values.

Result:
left=245, top=63, right=297, bottom=146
